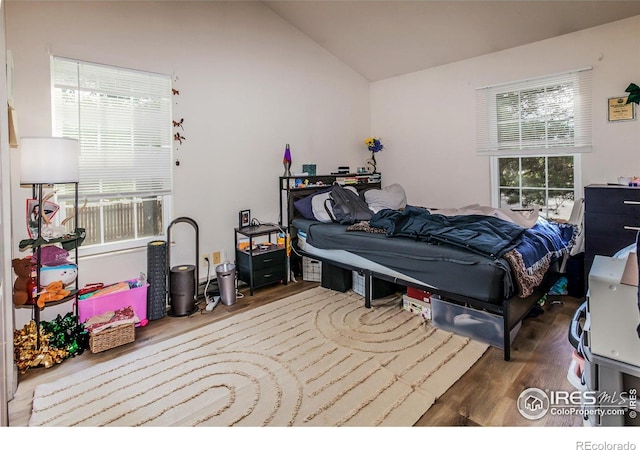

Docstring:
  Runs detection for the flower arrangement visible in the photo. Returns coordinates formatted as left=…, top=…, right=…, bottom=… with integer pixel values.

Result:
left=364, top=137, right=384, bottom=153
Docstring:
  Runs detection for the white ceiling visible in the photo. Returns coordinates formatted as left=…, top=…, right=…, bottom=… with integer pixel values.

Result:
left=263, top=1, right=640, bottom=81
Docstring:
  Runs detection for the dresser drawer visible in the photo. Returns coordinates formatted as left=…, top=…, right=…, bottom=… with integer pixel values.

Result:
left=249, top=266, right=286, bottom=288
left=236, top=248, right=285, bottom=270
left=250, top=249, right=285, bottom=270
left=585, top=186, right=640, bottom=215
left=584, top=212, right=640, bottom=255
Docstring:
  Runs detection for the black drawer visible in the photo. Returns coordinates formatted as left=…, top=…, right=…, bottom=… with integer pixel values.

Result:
left=247, top=266, right=286, bottom=288
left=584, top=212, right=640, bottom=254
left=251, top=249, right=285, bottom=270
left=585, top=186, right=640, bottom=215
left=236, top=248, right=285, bottom=270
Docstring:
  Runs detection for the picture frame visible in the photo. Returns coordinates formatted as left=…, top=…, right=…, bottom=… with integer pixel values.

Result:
left=239, top=209, right=251, bottom=228
left=608, top=96, right=636, bottom=122
left=26, top=198, right=60, bottom=239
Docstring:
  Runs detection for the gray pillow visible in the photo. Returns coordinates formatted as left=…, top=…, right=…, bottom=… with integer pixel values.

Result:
left=364, top=183, right=407, bottom=213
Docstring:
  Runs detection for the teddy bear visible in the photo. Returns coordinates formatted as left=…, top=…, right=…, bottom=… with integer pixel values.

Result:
left=37, top=280, right=70, bottom=308
left=12, top=257, right=33, bottom=306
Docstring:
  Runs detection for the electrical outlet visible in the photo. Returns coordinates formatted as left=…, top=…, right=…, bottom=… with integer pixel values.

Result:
left=200, top=253, right=211, bottom=267
left=213, top=251, right=221, bottom=265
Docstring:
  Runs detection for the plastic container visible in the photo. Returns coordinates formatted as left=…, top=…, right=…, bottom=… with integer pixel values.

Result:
left=78, top=280, right=149, bottom=326
left=216, top=263, right=237, bottom=306
left=431, top=298, right=521, bottom=349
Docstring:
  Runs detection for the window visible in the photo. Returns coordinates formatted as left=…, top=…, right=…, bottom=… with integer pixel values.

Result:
left=51, top=57, right=173, bottom=254
left=476, top=68, right=591, bottom=220
left=494, top=155, right=580, bottom=220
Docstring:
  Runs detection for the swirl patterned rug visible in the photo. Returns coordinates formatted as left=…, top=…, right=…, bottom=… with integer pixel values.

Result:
left=29, top=287, right=488, bottom=426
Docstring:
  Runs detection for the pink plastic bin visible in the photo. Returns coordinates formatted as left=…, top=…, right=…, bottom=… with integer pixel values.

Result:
left=78, top=281, right=149, bottom=327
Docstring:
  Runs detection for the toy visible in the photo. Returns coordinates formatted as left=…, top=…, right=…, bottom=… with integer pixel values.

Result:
left=12, top=257, right=33, bottom=306
left=37, top=280, right=70, bottom=308
left=39, top=264, right=78, bottom=287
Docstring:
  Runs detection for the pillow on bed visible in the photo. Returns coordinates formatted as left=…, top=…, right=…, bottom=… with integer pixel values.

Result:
left=364, top=183, right=407, bottom=213
left=293, top=187, right=331, bottom=220
left=311, top=185, right=359, bottom=222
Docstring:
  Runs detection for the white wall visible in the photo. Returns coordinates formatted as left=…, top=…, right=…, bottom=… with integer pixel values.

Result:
left=1, top=0, right=17, bottom=419
left=372, top=15, right=640, bottom=209
left=6, top=1, right=370, bottom=327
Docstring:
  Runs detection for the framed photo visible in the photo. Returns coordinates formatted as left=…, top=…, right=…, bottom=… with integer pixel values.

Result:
left=608, top=96, right=636, bottom=122
left=239, top=209, right=251, bottom=228
left=26, top=199, right=60, bottom=239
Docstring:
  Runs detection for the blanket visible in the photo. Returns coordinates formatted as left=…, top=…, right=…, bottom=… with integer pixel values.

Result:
left=431, top=203, right=540, bottom=229
left=370, top=206, right=526, bottom=258
left=369, top=206, right=577, bottom=297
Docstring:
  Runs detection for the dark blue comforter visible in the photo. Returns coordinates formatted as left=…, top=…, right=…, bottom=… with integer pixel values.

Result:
left=369, top=205, right=576, bottom=272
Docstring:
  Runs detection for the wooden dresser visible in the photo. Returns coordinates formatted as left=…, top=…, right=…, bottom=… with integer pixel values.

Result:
left=584, top=184, right=640, bottom=288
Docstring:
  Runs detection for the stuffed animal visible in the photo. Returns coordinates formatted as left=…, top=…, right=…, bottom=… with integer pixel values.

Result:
left=37, top=280, right=70, bottom=308
left=40, top=264, right=78, bottom=288
left=12, top=257, right=33, bottom=306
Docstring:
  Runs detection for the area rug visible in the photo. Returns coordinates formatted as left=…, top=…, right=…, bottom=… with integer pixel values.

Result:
left=29, top=287, right=488, bottom=426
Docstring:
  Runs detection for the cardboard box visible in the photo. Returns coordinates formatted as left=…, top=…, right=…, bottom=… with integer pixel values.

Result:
left=621, top=251, right=638, bottom=287
left=402, top=294, right=431, bottom=320
left=406, top=287, right=434, bottom=302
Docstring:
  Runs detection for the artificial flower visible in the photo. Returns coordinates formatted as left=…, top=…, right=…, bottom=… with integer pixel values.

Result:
left=364, top=137, right=384, bottom=153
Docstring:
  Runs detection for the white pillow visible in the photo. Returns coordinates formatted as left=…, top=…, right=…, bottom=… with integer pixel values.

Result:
left=364, top=183, right=407, bottom=213
left=312, top=186, right=358, bottom=222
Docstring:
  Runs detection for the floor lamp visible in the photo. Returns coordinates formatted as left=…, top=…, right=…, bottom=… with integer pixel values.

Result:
left=19, top=136, right=80, bottom=348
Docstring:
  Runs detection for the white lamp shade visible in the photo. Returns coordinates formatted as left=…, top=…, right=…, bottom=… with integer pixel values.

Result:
left=20, top=137, right=80, bottom=184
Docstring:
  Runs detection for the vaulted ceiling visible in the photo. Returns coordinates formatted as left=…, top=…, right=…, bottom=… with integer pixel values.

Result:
left=263, top=1, right=640, bottom=81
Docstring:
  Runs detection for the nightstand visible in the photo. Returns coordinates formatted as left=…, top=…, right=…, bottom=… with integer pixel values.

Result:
left=235, top=224, right=287, bottom=295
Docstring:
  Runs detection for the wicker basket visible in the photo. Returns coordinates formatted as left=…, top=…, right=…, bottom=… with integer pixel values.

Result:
left=90, top=323, right=135, bottom=353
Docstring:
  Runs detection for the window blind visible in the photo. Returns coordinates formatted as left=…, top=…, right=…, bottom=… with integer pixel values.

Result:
left=476, top=68, right=592, bottom=156
left=52, top=57, right=173, bottom=199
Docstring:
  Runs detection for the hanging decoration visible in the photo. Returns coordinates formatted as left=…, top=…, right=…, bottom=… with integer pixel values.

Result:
left=172, top=75, right=184, bottom=167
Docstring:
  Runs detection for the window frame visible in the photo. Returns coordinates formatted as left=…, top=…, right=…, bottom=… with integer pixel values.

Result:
left=490, top=153, right=582, bottom=219
left=478, top=69, right=591, bottom=216
left=476, top=67, right=592, bottom=156
left=51, top=56, right=173, bottom=257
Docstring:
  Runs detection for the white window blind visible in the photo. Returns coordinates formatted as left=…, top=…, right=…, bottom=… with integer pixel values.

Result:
left=476, top=68, right=592, bottom=156
left=51, top=57, right=172, bottom=199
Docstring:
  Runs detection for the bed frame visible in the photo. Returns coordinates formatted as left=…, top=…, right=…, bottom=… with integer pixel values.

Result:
left=294, top=248, right=556, bottom=361
left=280, top=177, right=558, bottom=361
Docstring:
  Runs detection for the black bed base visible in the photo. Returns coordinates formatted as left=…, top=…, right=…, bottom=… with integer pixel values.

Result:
left=299, top=251, right=557, bottom=362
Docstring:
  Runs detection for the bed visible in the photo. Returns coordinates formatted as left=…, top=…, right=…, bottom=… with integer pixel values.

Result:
left=285, top=183, right=577, bottom=361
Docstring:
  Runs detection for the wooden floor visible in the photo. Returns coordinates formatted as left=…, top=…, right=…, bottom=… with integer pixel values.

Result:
left=8, top=280, right=584, bottom=427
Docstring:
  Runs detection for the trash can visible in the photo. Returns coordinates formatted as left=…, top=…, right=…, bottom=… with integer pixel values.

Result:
left=216, top=262, right=237, bottom=306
